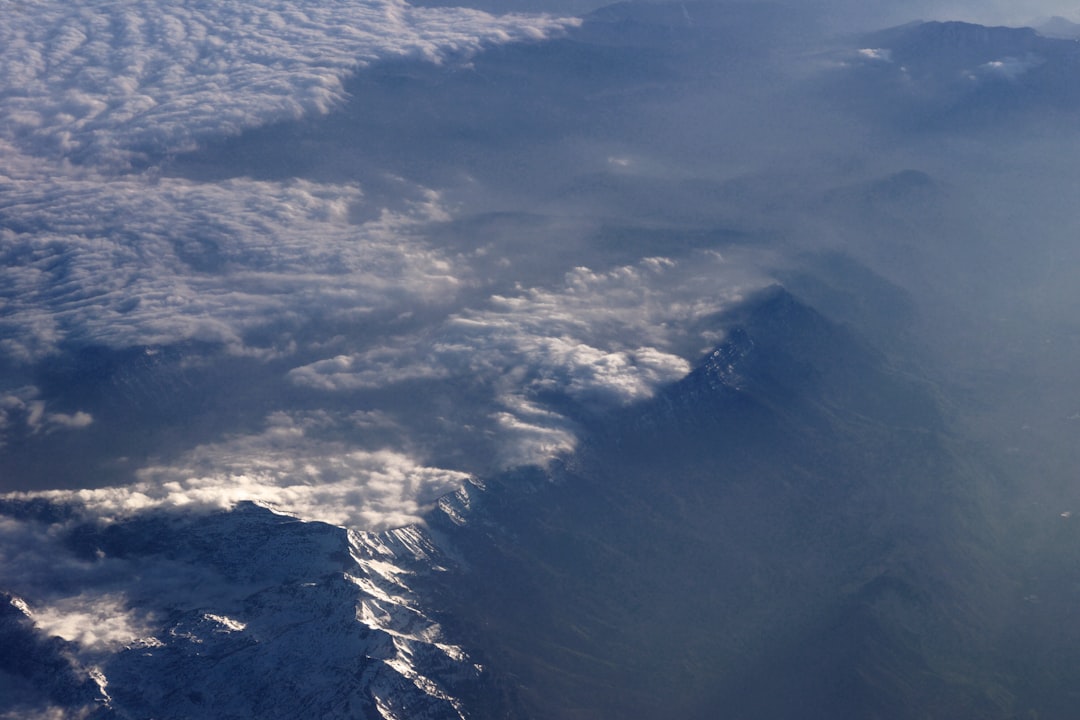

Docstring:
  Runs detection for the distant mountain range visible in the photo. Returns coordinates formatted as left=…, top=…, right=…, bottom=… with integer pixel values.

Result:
left=829, top=19, right=1080, bottom=129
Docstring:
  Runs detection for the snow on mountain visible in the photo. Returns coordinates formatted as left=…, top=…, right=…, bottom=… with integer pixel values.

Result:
left=0, top=500, right=477, bottom=719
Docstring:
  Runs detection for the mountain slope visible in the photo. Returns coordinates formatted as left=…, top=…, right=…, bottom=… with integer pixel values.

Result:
left=0, top=501, right=480, bottom=720
left=405, top=287, right=1010, bottom=719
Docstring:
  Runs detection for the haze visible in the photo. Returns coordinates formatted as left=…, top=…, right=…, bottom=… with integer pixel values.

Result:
left=3, top=0, right=1080, bottom=717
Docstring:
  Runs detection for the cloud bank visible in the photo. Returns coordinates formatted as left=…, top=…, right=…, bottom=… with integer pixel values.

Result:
left=5, top=411, right=470, bottom=531
left=0, top=0, right=576, bottom=168
left=291, top=252, right=762, bottom=467
left=0, top=172, right=462, bottom=362
left=0, top=0, right=759, bottom=535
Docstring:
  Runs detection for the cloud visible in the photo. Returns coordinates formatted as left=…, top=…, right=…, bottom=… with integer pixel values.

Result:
left=292, top=252, right=764, bottom=466
left=287, top=348, right=453, bottom=391
left=296, top=253, right=755, bottom=393
left=0, top=172, right=464, bottom=361
left=0, top=386, right=93, bottom=446
left=28, top=593, right=157, bottom=654
left=0, top=0, right=763, bottom=576
left=0, top=0, right=577, bottom=168
left=0, top=0, right=578, bottom=361
left=40, top=412, right=93, bottom=431
left=976, top=55, right=1044, bottom=79
left=858, top=48, right=893, bottom=62
left=490, top=396, right=577, bottom=468
left=4, top=412, right=470, bottom=531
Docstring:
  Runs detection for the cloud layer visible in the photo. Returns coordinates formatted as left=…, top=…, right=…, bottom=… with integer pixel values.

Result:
left=0, top=172, right=462, bottom=362
left=0, top=0, right=763, bottom=533
left=290, top=252, right=762, bottom=468
left=0, top=0, right=576, bottom=168
left=5, top=411, right=470, bottom=531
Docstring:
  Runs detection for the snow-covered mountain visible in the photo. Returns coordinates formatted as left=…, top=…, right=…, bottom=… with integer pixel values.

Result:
left=0, top=501, right=479, bottom=719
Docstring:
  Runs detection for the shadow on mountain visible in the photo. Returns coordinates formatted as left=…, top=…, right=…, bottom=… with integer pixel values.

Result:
left=412, top=287, right=1012, bottom=719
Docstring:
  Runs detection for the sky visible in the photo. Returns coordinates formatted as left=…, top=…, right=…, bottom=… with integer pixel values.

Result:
left=6, top=2, right=1080, bottom=713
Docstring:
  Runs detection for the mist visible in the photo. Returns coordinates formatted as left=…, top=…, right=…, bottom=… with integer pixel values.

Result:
left=5, top=0, right=1080, bottom=534
left=4, top=0, right=1080, bottom=717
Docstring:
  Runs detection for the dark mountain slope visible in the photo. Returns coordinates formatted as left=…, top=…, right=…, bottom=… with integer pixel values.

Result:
left=416, top=287, right=1009, bottom=719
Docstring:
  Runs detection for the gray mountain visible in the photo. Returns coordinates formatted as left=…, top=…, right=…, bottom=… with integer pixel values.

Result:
left=827, top=20, right=1080, bottom=130
left=375, top=287, right=1015, bottom=719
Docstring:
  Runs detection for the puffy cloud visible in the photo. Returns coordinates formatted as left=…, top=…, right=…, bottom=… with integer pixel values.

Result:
left=858, top=48, right=893, bottom=62
left=5, top=412, right=470, bottom=531
left=490, top=396, right=577, bottom=468
left=288, top=347, right=453, bottom=391
left=0, top=171, right=463, bottom=361
left=0, top=0, right=578, bottom=363
left=297, top=253, right=754, bottom=394
left=0, top=386, right=93, bottom=446
left=0, top=0, right=585, bottom=537
left=977, top=55, right=1044, bottom=79
left=28, top=593, right=157, bottom=654
left=292, top=252, right=764, bottom=466
left=0, top=0, right=577, bottom=168
left=0, top=0, right=767, bottom=555
left=39, top=412, right=93, bottom=431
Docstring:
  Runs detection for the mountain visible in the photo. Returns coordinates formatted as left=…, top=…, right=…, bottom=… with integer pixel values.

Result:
left=0, top=282, right=1063, bottom=719
left=0, top=286, right=989, bottom=719
left=1036, top=16, right=1080, bottom=39
left=825, top=20, right=1080, bottom=130
left=0, top=592, right=101, bottom=712
left=381, top=287, right=1013, bottom=719
left=0, top=501, right=481, bottom=720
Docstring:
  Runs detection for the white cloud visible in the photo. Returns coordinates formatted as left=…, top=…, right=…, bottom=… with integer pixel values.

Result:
left=292, top=252, right=763, bottom=466
left=29, top=592, right=157, bottom=653
left=288, top=347, right=452, bottom=391
left=0, top=0, right=577, bottom=168
left=5, top=412, right=471, bottom=531
left=0, top=0, right=766, bottom=563
left=857, top=48, right=893, bottom=62
left=491, top=396, right=577, bottom=468
left=978, top=55, right=1044, bottom=79
left=0, top=386, right=93, bottom=445
left=0, top=172, right=464, bottom=361
left=41, top=412, right=94, bottom=430
left=0, top=0, right=575, bottom=364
